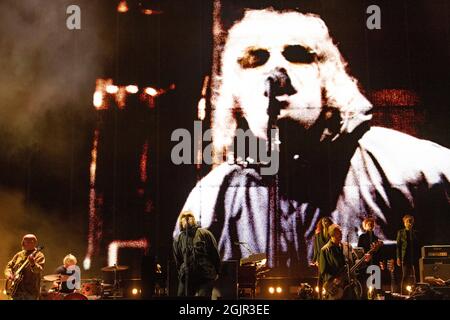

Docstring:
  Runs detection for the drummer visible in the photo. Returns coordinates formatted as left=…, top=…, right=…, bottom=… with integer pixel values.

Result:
left=53, top=254, right=81, bottom=294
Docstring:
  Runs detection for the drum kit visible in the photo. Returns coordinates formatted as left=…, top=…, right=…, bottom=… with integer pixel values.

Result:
left=40, top=264, right=129, bottom=300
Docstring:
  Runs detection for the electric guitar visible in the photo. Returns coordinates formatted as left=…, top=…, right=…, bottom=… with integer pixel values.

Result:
left=5, top=246, right=44, bottom=297
left=323, top=241, right=382, bottom=300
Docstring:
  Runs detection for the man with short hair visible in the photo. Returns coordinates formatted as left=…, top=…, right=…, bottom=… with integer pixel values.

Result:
left=358, top=217, right=381, bottom=264
left=4, top=234, right=45, bottom=300
left=320, top=224, right=369, bottom=299
left=397, top=214, right=420, bottom=294
left=319, top=224, right=346, bottom=286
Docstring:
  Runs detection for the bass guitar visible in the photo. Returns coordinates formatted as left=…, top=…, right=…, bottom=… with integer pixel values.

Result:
left=323, top=241, right=382, bottom=300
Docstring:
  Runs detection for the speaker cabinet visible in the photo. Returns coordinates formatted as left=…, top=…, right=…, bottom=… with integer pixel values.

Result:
left=419, top=258, right=450, bottom=282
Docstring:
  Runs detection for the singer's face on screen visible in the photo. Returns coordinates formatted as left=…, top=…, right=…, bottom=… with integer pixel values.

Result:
left=218, top=9, right=372, bottom=153
left=223, top=11, right=326, bottom=141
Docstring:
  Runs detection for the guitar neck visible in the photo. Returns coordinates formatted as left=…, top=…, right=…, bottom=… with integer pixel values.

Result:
left=16, top=248, right=41, bottom=274
left=349, top=245, right=378, bottom=273
left=15, top=259, right=30, bottom=275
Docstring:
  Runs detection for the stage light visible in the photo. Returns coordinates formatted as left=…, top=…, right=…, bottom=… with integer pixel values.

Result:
left=132, top=288, right=139, bottom=295
left=197, top=76, right=209, bottom=120
left=126, top=85, right=139, bottom=94
left=315, top=286, right=319, bottom=293
left=197, top=97, right=206, bottom=120
left=142, top=9, right=163, bottom=15
left=268, top=287, right=275, bottom=294
left=368, top=285, right=374, bottom=299
left=276, top=287, right=282, bottom=294
left=106, top=85, right=119, bottom=94
left=84, top=129, right=100, bottom=271
left=116, top=87, right=127, bottom=108
left=140, top=142, right=149, bottom=183
left=93, top=91, right=103, bottom=109
left=144, top=87, right=158, bottom=97
left=406, top=285, right=412, bottom=293
left=83, top=258, right=91, bottom=270
left=117, top=1, right=129, bottom=13
left=108, top=239, right=148, bottom=266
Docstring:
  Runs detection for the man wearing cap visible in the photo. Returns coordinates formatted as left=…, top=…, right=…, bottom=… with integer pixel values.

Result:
left=4, top=234, right=45, bottom=300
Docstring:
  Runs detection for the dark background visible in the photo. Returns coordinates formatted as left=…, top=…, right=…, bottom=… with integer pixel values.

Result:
left=0, top=0, right=448, bottom=283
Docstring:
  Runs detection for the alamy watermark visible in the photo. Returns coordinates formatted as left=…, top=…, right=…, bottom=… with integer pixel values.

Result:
left=65, top=265, right=81, bottom=290
left=171, top=121, right=280, bottom=175
left=66, top=5, right=81, bottom=30
left=366, top=5, right=381, bottom=30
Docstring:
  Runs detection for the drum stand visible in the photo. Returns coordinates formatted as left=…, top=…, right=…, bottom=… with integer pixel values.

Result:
left=101, top=264, right=128, bottom=299
left=111, top=265, right=123, bottom=299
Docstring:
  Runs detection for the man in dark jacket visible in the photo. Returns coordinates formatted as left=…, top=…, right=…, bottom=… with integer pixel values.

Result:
left=357, top=217, right=382, bottom=298
left=320, top=224, right=356, bottom=299
left=173, top=211, right=221, bottom=298
left=319, top=224, right=346, bottom=285
left=4, top=234, right=45, bottom=300
left=358, top=217, right=383, bottom=269
left=396, top=214, right=420, bottom=294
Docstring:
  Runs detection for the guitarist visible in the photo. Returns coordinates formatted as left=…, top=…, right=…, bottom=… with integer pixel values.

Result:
left=320, top=224, right=373, bottom=299
left=357, top=217, right=382, bottom=298
left=319, top=224, right=354, bottom=299
left=4, top=234, right=45, bottom=300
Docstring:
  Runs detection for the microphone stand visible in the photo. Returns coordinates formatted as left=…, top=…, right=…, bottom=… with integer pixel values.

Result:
left=346, top=233, right=352, bottom=295
left=183, top=227, right=189, bottom=297
left=266, top=77, right=281, bottom=273
left=236, top=242, right=254, bottom=256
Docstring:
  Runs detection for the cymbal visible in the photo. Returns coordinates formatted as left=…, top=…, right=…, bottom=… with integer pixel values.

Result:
left=101, top=265, right=129, bottom=272
left=43, top=274, right=61, bottom=282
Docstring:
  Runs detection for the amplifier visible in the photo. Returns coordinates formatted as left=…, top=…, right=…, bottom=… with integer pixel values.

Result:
left=419, top=258, right=450, bottom=282
left=421, top=245, right=450, bottom=258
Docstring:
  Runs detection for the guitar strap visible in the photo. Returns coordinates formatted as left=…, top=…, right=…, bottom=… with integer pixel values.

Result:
left=14, top=254, right=27, bottom=272
left=15, top=249, right=37, bottom=273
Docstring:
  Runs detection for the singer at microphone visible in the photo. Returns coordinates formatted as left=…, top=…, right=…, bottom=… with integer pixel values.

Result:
left=173, top=211, right=221, bottom=299
left=265, top=67, right=296, bottom=129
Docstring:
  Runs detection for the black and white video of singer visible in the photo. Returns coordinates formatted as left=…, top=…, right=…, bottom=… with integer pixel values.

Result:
left=175, top=8, right=450, bottom=275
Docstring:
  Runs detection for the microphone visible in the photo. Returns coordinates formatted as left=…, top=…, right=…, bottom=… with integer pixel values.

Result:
left=265, top=67, right=296, bottom=126
left=265, top=76, right=280, bottom=128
